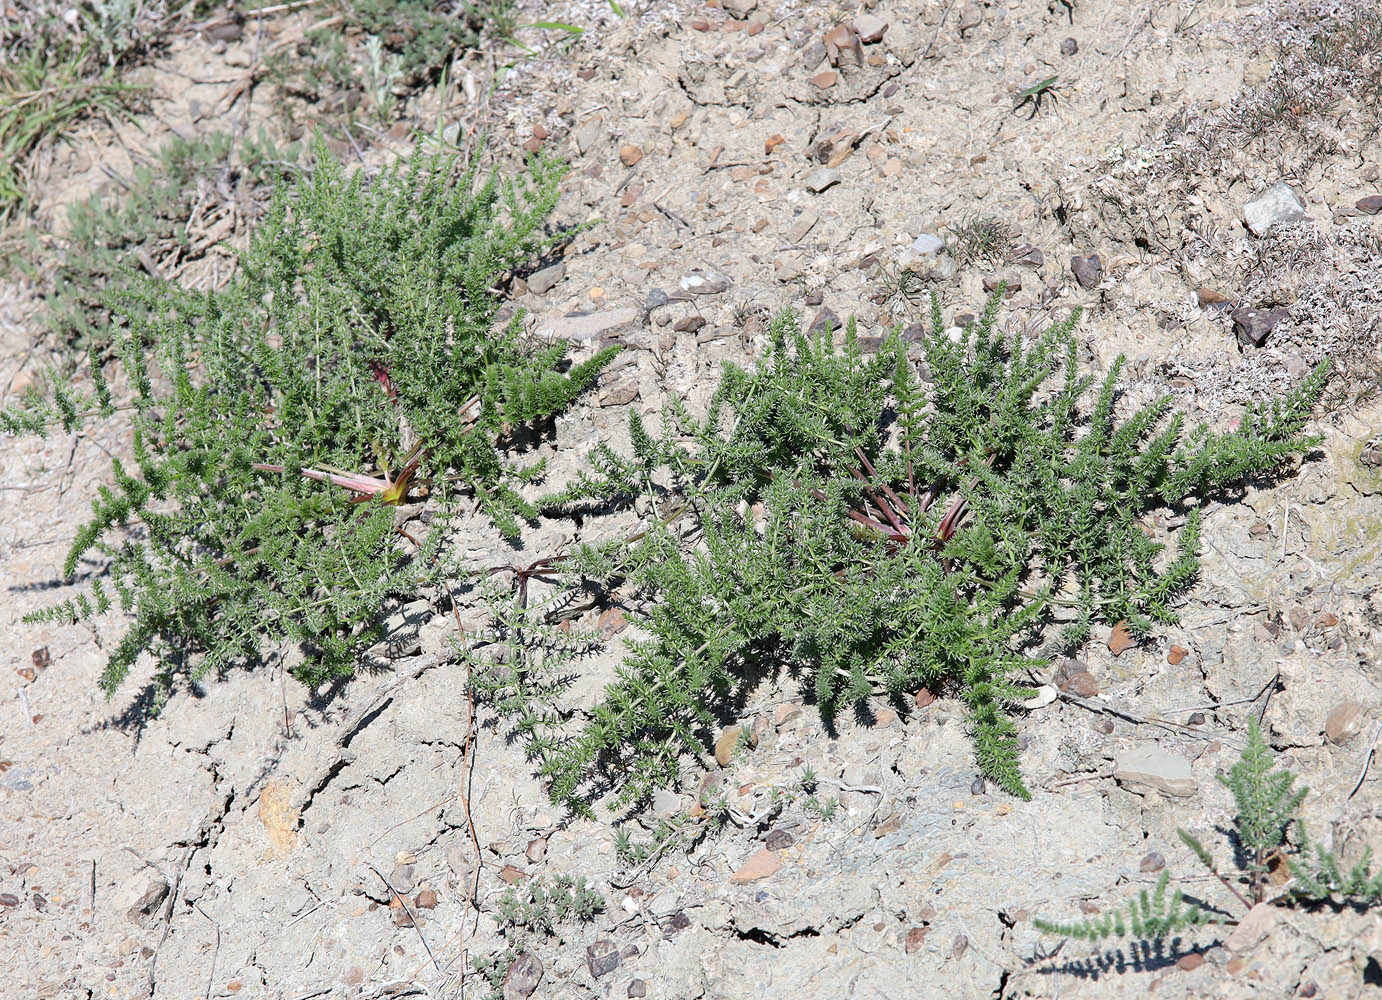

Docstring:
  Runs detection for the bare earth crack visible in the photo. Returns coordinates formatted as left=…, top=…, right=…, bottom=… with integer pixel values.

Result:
left=293, top=654, right=439, bottom=818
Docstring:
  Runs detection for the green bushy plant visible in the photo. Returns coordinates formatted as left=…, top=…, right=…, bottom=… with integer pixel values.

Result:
left=4, top=138, right=616, bottom=701
left=527, top=295, right=1327, bottom=811
left=1036, top=718, right=1382, bottom=948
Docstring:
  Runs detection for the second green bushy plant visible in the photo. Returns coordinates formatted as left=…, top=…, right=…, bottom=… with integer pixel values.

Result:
left=532, top=295, right=1327, bottom=810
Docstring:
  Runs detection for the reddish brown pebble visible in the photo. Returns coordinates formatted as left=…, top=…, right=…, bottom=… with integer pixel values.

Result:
left=730, top=847, right=782, bottom=883
left=31, top=647, right=50, bottom=669
left=499, top=865, right=528, bottom=884
left=1315, top=612, right=1338, bottom=628
left=1167, top=644, right=1188, bottom=665
left=873, top=814, right=902, bottom=837
left=905, top=926, right=929, bottom=953
left=345, top=967, right=365, bottom=986
left=1107, top=621, right=1134, bottom=656
left=598, top=607, right=629, bottom=637
left=1227, top=957, right=1246, bottom=974
left=414, top=889, right=439, bottom=909
left=532, top=122, right=548, bottom=140
left=577, top=68, right=597, bottom=80
left=690, top=20, right=711, bottom=30
left=764, top=134, right=786, bottom=154
left=810, top=70, right=838, bottom=89
left=1178, top=953, right=1205, bottom=972
left=619, top=144, right=644, bottom=166
left=227, top=983, right=243, bottom=994
left=522, top=138, right=541, bottom=154
left=1059, top=671, right=1099, bottom=698
left=747, top=21, right=764, bottom=35
left=1079, top=900, right=1100, bottom=914
left=752, top=218, right=769, bottom=232
left=1196, top=287, right=1232, bottom=308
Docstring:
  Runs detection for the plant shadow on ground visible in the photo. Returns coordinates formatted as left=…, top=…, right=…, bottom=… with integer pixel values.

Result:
left=1033, top=937, right=1203, bottom=980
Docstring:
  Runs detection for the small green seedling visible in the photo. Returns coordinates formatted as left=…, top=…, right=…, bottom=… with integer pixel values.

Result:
left=1014, top=76, right=1061, bottom=118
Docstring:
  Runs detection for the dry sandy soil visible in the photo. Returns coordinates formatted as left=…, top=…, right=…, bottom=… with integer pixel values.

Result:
left=2, top=0, right=1382, bottom=997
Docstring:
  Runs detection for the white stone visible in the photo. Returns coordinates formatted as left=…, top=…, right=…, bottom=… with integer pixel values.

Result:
left=1244, top=181, right=1306, bottom=237
left=1114, top=747, right=1197, bottom=797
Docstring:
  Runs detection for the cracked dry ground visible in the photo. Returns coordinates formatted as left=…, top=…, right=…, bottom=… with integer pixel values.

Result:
left=3, top=0, right=1382, bottom=997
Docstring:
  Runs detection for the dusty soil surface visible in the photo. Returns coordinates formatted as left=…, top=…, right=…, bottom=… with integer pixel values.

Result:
left=2, top=1, right=1381, bottom=997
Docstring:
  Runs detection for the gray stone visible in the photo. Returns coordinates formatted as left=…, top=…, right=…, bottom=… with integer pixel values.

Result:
left=853, top=14, right=888, bottom=43
left=503, top=953, right=543, bottom=1000
left=764, top=829, right=794, bottom=850
left=1231, top=305, right=1289, bottom=347
left=808, top=308, right=841, bottom=336
left=527, top=261, right=566, bottom=295
left=1114, top=747, right=1197, bottom=797
left=679, top=269, right=732, bottom=295
left=1227, top=902, right=1278, bottom=953
left=1070, top=254, right=1102, bottom=289
left=644, top=288, right=670, bottom=310
left=574, top=118, right=605, bottom=155
left=806, top=167, right=841, bottom=193
left=627, top=979, right=648, bottom=998
left=1244, top=181, right=1307, bottom=236
left=389, top=864, right=416, bottom=893
left=1061, top=37, right=1078, bottom=56
left=1012, top=244, right=1044, bottom=267
left=652, top=788, right=682, bottom=818
left=539, top=307, right=640, bottom=341
left=1356, top=194, right=1382, bottom=215
left=912, top=233, right=945, bottom=255
left=586, top=939, right=621, bottom=978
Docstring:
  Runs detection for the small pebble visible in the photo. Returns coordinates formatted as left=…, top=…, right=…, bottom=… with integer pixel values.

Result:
left=806, top=167, right=841, bottom=193
left=1325, top=702, right=1365, bottom=745
left=1070, top=254, right=1102, bottom=289
left=1139, top=851, right=1166, bottom=873
left=1060, top=37, right=1078, bottom=56
left=970, top=777, right=986, bottom=795
left=586, top=940, right=620, bottom=978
